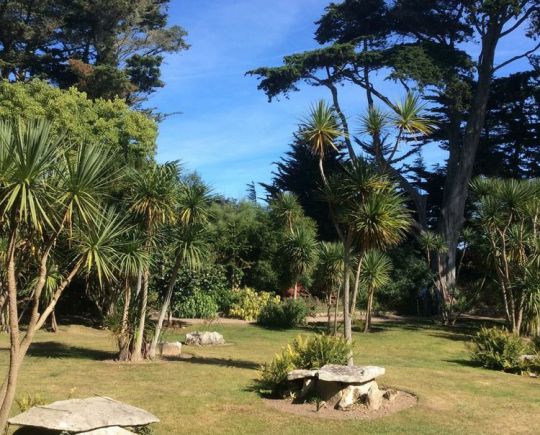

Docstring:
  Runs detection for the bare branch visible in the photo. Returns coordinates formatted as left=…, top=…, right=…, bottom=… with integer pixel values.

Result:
left=494, top=41, right=540, bottom=71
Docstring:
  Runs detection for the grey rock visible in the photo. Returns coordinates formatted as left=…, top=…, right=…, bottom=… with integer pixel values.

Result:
left=287, top=369, right=318, bottom=381
left=8, top=397, right=159, bottom=432
left=383, top=389, right=399, bottom=402
left=79, top=427, right=136, bottom=434
left=318, top=365, right=385, bottom=383
left=337, top=381, right=377, bottom=410
left=157, top=341, right=182, bottom=357
left=185, top=331, right=225, bottom=346
left=365, top=383, right=383, bottom=410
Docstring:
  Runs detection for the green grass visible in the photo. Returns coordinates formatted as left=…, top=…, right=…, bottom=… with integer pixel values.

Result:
left=2, top=321, right=539, bottom=434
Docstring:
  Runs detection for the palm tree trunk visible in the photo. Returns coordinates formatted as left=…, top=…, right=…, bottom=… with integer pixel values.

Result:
left=343, top=235, right=353, bottom=365
left=118, top=279, right=132, bottom=361
left=149, top=254, right=182, bottom=359
left=333, top=286, right=340, bottom=336
left=50, top=310, right=58, bottom=333
left=132, top=268, right=149, bottom=361
left=350, top=256, right=363, bottom=322
left=364, top=289, right=374, bottom=333
left=293, top=282, right=298, bottom=300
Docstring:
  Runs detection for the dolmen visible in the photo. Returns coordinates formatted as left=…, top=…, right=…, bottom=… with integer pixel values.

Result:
left=287, top=364, right=387, bottom=410
left=8, top=396, right=159, bottom=434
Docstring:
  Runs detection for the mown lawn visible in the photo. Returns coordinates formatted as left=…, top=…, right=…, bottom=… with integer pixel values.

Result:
left=2, top=320, right=539, bottom=434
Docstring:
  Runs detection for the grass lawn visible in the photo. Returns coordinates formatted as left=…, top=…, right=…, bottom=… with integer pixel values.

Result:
left=2, top=320, right=539, bottom=434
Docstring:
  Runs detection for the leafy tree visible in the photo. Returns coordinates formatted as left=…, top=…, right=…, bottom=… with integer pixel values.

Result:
left=261, top=134, right=343, bottom=240
left=0, top=80, right=157, bottom=167
left=282, top=227, right=319, bottom=299
left=0, top=119, right=129, bottom=430
left=250, top=0, right=540, bottom=323
left=475, top=69, right=540, bottom=179
left=127, top=162, right=179, bottom=361
left=359, top=250, right=392, bottom=332
left=0, top=0, right=189, bottom=103
left=470, top=178, right=540, bottom=335
left=149, top=181, right=212, bottom=358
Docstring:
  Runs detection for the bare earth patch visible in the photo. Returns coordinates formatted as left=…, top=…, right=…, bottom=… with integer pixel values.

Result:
left=263, top=389, right=417, bottom=420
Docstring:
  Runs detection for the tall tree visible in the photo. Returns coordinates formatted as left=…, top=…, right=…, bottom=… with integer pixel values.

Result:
left=249, top=0, right=540, bottom=323
left=0, top=0, right=188, bottom=103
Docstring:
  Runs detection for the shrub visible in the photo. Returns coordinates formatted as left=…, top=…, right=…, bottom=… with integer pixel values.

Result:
left=258, top=298, right=308, bottom=328
left=173, top=290, right=218, bottom=319
left=16, top=393, right=47, bottom=412
left=259, top=334, right=351, bottom=396
left=229, top=288, right=280, bottom=321
left=470, top=327, right=532, bottom=373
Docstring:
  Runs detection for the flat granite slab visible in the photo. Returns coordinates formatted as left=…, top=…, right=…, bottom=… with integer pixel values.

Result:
left=8, top=397, right=159, bottom=432
left=287, top=369, right=318, bottom=380
left=318, top=365, right=385, bottom=383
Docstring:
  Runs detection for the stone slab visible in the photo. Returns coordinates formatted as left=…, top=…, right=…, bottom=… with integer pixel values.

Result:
left=8, top=397, right=159, bottom=432
left=318, top=365, right=385, bottom=383
left=287, top=369, right=318, bottom=381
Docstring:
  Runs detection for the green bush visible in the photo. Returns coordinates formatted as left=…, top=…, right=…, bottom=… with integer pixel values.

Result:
left=259, top=334, right=351, bottom=396
left=257, top=298, right=308, bottom=328
left=173, top=290, right=218, bottom=319
left=229, top=287, right=280, bottom=321
left=470, top=327, right=532, bottom=373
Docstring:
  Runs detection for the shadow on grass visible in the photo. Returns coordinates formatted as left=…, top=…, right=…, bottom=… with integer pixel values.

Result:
left=164, top=354, right=260, bottom=370
left=444, top=358, right=483, bottom=369
left=24, top=341, right=114, bottom=360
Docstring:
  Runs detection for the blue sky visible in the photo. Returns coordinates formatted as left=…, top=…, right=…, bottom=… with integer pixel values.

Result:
left=148, top=0, right=535, bottom=199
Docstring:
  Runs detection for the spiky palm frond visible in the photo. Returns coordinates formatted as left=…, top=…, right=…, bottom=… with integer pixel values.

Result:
left=129, top=161, right=180, bottom=231
left=177, top=181, right=212, bottom=226
left=315, top=241, right=345, bottom=291
left=419, top=231, right=448, bottom=254
left=360, top=250, right=392, bottom=290
left=391, top=93, right=434, bottom=136
left=300, top=100, right=343, bottom=159
left=359, top=106, right=389, bottom=137
left=283, top=226, right=319, bottom=279
left=270, top=191, right=303, bottom=230
left=75, top=208, right=130, bottom=286
left=0, top=119, right=63, bottom=231
left=352, top=188, right=412, bottom=251
left=58, top=143, right=115, bottom=226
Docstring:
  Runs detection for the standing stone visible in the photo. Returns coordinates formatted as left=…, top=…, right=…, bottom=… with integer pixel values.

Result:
left=157, top=341, right=182, bottom=357
left=185, top=331, right=225, bottom=346
left=383, top=389, right=399, bottom=402
left=336, top=381, right=377, bottom=410
left=366, top=382, right=383, bottom=410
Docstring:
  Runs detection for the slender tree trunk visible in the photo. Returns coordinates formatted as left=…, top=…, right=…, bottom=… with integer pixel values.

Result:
left=364, top=289, right=374, bottom=333
left=293, top=282, right=298, bottom=300
left=49, top=310, right=58, bottom=333
left=333, top=286, right=340, bottom=336
left=149, top=255, right=182, bottom=359
left=118, top=279, right=132, bottom=361
left=343, top=235, right=353, bottom=365
left=131, top=269, right=149, bottom=361
left=350, top=256, right=363, bottom=322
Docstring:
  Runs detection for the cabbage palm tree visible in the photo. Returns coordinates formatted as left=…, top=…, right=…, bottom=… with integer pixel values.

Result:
left=360, top=250, right=392, bottom=332
left=315, top=242, right=344, bottom=334
left=149, top=182, right=212, bottom=359
left=283, top=226, right=318, bottom=299
left=128, top=161, right=179, bottom=361
left=0, top=118, right=123, bottom=431
left=269, top=191, right=303, bottom=232
left=300, top=100, right=344, bottom=185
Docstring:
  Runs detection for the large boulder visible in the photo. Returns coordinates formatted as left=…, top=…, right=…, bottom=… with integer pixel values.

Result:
left=336, top=381, right=377, bottom=410
left=8, top=397, right=159, bottom=433
left=318, top=365, right=385, bottom=383
left=157, top=341, right=182, bottom=357
left=185, top=331, right=225, bottom=346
